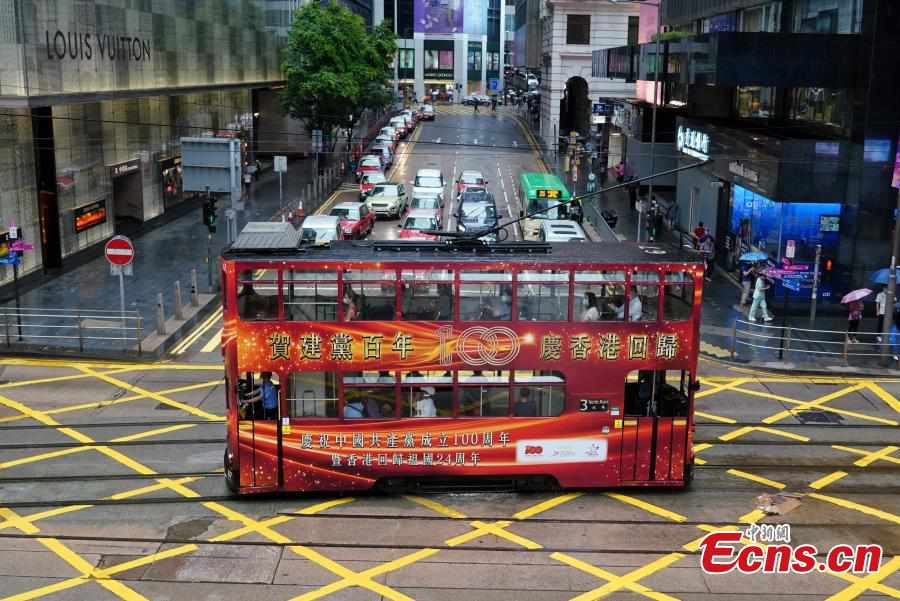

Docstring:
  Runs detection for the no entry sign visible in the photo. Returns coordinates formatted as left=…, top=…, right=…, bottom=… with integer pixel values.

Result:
left=104, top=235, right=134, bottom=266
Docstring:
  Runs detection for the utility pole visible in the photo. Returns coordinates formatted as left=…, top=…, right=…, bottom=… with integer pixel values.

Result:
left=641, top=2, right=662, bottom=243
left=881, top=189, right=900, bottom=364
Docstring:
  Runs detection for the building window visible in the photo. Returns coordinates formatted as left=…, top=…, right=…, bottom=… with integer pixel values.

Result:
left=468, top=46, right=482, bottom=72
left=487, top=51, right=500, bottom=72
left=566, top=14, right=590, bottom=45
left=399, top=49, right=414, bottom=70
left=794, top=0, right=861, bottom=34
left=740, top=2, right=781, bottom=32
left=627, top=15, right=639, bottom=46
left=735, top=87, right=774, bottom=119
left=790, top=87, right=850, bottom=134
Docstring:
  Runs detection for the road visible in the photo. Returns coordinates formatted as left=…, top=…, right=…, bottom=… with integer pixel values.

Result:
left=1, top=107, right=898, bottom=600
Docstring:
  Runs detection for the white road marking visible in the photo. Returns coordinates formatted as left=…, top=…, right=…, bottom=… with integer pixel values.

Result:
left=473, top=138, right=478, bottom=145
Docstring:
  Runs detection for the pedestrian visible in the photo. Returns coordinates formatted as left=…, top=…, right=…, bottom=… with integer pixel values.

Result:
left=748, top=274, right=774, bottom=322
left=739, top=262, right=755, bottom=306
left=615, top=161, right=626, bottom=183
left=473, top=100, right=479, bottom=113
left=876, top=285, right=887, bottom=342
left=846, top=299, right=864, bottom=344
left=699, top=235, right=715, bottom=281
left=569, top=199, right=583, bottom=224
left=491, top=96, right=497, bottom=111
left=693, top=221, right=706, bottom=247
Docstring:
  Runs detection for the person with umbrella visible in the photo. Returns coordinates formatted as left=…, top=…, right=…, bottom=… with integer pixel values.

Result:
left=841, top=288, right=871, bottom=344
left=748, top=271, right=774, bottom=322
left=876, top=285, right=887, bottom=343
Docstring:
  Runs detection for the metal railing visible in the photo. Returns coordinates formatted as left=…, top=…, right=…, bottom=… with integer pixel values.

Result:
left=731, top=319, right=899, bottom=365
left=0, top=307, right=144, bottom=354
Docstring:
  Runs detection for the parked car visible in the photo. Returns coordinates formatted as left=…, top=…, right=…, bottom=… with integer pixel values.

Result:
left=456, top=170, right=487, bottom=194
left=402, top=193, right=443, bottom=221
left=365, top=183, right=408, bottom=218
left=389, top=116, right=408, bottom=138
left=359, top=171, right=387, bottom=199
left=374, top=135, right=396, bottom=154
left=398, top=209, right=440, bottom=240
left=421, top=104, right=435, bottom=120
left=330, top=202, right=375, bottom=239
left=400, top=109, right=418, bottom=127
left=539, top=219, right=587, bottom=242
left=370, top=143, right=394, bottom=168
left=299, top=215, right=344, bottom=245
left=413, top=168, right=445, bottom=205
left=380, top=126, right=400, bottom=142
left=355, top=155, right=383, bottom=181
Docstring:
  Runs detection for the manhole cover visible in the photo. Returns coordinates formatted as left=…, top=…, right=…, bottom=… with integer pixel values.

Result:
left=796, top=410, right=843, bottom=424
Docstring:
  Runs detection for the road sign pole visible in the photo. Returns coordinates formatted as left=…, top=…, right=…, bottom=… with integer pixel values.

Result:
left=279, top=171, right=283, bottom=217
left=12, top=261, right=21, bottom=341
left=207, top=233, right=213, bottom=293
left=809, top=243, right=822, bottom=324
left=118, top=269, right=126, bottom=346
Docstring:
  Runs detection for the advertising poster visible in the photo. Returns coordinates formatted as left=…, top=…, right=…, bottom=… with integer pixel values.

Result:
left=415, top=0, right=463, bottom=34
left=464, top=0, right=487, bottom=36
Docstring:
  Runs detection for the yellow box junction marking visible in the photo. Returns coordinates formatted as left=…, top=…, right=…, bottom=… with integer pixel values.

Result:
left=605, top=493, right=688, bottom=523
left=726, top=469, right=786, bottom=490
left=551, top=551, right=684, bottom=601
left=833, top=444, right=900, bottom=466
left=170, top=308, right=223, bottom=355
left=809, top=471, right=848, bottom=490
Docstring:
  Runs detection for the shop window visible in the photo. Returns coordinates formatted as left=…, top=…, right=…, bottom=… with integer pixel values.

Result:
left=284, top=270, right=338, bottom=321
left=343, top=270, right=396, bottom=320
left=663, top=271, right=694, bottom=322
left=237, top=270, right=278, bottom=321
left=344, top=371, right=396, bottom=418
left=288, top=372, right=337, bottom=418
left=736, top=87, right=774, bottom=119
left=237, top=371, right=280, bottom=420
left=513, top=370, right=565, bottom=416
left=566, top=14, right=590, bottom=45
left=789, top=88, right=850, bottom=135
left=460, top=271, right=512, bottom=320
left=624, top=370, right=690, bottom=417
left=517, top=270, right=569, bottom=321
left=401, top=270, right=454, bottom=320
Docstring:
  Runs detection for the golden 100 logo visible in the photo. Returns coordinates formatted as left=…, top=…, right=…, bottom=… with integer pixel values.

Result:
left=439, top=326, right=521, bottom=367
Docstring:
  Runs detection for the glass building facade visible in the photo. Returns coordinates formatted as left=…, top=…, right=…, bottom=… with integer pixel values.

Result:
left=0, top=0, right=281, bottom=284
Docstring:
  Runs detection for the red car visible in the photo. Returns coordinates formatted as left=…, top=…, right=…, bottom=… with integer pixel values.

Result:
left=359, top=172, right=387, bottom=199
left=355, top=155, right=383, bottom=181
left=456, top=170, right=487, bottom=194
left=330, top=202, right=375, bottom=239
left=398, top=209, right=440, bottom=240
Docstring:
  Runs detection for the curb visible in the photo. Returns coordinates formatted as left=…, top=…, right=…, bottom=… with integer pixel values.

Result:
left=698, top=350, right=900, bottom=378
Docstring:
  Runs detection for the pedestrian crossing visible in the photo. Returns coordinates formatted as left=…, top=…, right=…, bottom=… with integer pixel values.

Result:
left=435, top=104, right=516, bottom=116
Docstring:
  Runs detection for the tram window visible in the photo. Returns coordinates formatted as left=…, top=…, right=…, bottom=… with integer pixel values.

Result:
left=631, top=272, right=660, bottom=322
left=349, top=282, right=397, bottom=320
left=344, top=386, right=395, bottom=419
left=663, top=271, right=694, bottom=322
left=459, top=370, right=509, bottom=384
left=514, top=370, right=565, bottom=384
left=284, top=270, right=338, bottom=322
left=459, top=386, right=509, bottom=417
left=514, top=370, right=565, bottom=416
left=237, top=371, right=281, bottom=420
left=402, top=281, right=454, bottom=320
left=517, top=271, right=569, bottom=321
left=574, top=270, right=625, bottom=283
left=459, top=282, right=512, bottom=321
left=401, top=385, right=453, bottom=417
left=575, top=284, right=624, bottom=321
left=287, top=372, right=337, bottom=418
left=401, top=370, right=453, bottom=385
left=237, top=270, right=279, bottom=321
left=624, top=370, right=689, bottom=417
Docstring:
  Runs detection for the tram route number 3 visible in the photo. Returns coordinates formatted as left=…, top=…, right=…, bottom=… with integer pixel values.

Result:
left=579, top=399, right=608, bottom=412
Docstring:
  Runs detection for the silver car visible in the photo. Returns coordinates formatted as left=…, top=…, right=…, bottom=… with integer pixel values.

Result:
left=365, top=183, right=408, bottom=218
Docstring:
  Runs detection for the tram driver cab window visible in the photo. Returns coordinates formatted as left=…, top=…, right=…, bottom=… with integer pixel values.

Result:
left=237, top=371, right=281, bottom=420
left=624, top=370, right=691, bottom=417
left=238, top=270, right=278, bottom=321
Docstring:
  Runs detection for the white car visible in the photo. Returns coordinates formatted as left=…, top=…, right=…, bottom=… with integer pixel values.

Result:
left=539, top=220, right=587, bottom=242
left=412, top=168, right=445, bottom=205
left=365, top=183, right=408, bottom=218
left=389, top=116, right=408, bottom=137
left=299, top=215, right=344, bottom=245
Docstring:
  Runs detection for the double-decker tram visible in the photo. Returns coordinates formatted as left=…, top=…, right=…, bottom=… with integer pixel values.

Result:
left=221, top=223, right=703, bottom=494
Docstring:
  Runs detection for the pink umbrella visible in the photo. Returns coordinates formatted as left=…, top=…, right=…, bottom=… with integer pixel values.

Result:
left=841, top=288, right=872, bottom=304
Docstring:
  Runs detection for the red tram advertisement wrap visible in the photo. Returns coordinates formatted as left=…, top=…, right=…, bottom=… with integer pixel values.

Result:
left=220, top=226, right=703, bottom=494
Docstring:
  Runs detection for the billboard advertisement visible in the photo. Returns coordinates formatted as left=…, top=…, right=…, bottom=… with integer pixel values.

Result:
left=415, top=0, right=463, bottom=34
left=464, top=0, right=487, bottom=36
left=893, top=137, right=900, bottom=189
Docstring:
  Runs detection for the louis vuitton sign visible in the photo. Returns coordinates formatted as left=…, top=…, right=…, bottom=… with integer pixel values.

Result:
left=44, top=30, right=151, bottom=62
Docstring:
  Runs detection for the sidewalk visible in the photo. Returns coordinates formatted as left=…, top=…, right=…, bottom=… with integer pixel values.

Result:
left=519, top=113, right=900, bottom=375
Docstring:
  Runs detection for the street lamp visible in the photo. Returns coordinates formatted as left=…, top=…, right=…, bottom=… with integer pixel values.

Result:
left=609, top=0, right=661, bottom=243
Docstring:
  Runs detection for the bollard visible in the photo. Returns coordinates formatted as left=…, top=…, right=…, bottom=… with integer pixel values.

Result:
left=730, top=320, right=737, bottom=360
left=156, top=292, right=166, bottom=336
left=174, top=280, right=184, bottom=320
left=190, top=269, right=200, bottom=307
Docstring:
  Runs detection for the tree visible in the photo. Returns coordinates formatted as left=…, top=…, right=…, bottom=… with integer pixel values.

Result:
left=281, top=2, right=396, bottom=160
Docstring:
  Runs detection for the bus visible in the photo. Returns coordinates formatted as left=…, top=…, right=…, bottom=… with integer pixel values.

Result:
left=221, top=223, right=703, bottom=494
left=518, top=172, right=572, bottom=241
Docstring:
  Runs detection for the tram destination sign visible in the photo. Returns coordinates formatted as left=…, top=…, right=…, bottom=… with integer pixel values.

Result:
left=536, top=189, right=561, bottom=199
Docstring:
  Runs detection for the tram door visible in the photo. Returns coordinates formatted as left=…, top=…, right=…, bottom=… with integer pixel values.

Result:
left=237, top=371, right=281, bottom=489
left=619, top=370, right=690, bottom=483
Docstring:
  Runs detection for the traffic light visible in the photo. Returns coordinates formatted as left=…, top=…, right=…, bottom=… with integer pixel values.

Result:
left=822, top=257, right=834, bottom=284
left=202, top=198, right=217, bottom=233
